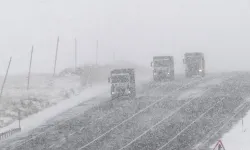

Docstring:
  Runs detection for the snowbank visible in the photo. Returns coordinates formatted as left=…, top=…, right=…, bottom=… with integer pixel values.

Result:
left=177, top=89, right=205, bottom=100
left=216, top=101, right=250, bottom=150
left=0, top=83, right=108, bottom=134
left=0, top=72, right=150, bottom=135
left=0, top=74, right=83, bottom=129
left=0, top=61, right=151, bottom=132
left=177, top=78, right=224, bottom=101
left=196, top=78, right=223, bottom=88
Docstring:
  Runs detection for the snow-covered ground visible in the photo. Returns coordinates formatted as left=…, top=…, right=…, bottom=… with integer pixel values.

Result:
left=0, top=74, right=83, bottom=129
left=214, top=102, right=250, bottom=150
left=0, top=74, right=150, bottom=136
left=196, top=78, right=223, bottom=88
left=0, top=61, right=151, bottom=135
left=207, top=96, right=250, bottom=150
left=177, top=78, right=224, bottom=101
left=177, top=89, right=205, bottom=100
left=0, top=83, right=108, bottom=134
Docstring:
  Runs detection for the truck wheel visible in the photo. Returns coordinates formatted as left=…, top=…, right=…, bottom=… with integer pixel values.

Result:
left=130, top=87, right=136, bottom=98
left=111, top=95, right=115, bottom=100
left=171, top=71, right=175, bottom=81
left=201, top=71, right=205, bottom=77
left=185, top=72, right=190, bottom=78
left=153, top=76, right=158, bottom=82
left=171, top=75, right=175, bottom=81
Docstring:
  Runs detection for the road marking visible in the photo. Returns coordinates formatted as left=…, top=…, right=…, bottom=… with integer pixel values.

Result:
left=12, top=75, right=222, bottom=150
left=80, top=127, right=85, bottom=132
left=69, top=132, right=75, bottom=136
left=47, top=79, right=196, bottom=149
left=157, top=100, right=221, bottom=150
left=78, top=78, right=207, bottom=150
left=48, top=136, right=67, bottom=149
left=11, top=112, right=83, bottom=150
left=60, top=138, right=65, bottom=143
left=197, top=101, right=248, bottom=149
left=194, top=77, right=248, bottom=149
left=142, top=78, right=195, bottom=96
left=118, top=88, right=212, bottom=150
left=48, top=144, right=55, bottom=149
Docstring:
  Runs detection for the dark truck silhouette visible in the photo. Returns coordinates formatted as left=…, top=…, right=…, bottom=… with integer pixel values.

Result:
left=151, top=56, right=175, bottom=81
left=108, top=68, right=136, bottom=100
left=183, top=52, right=205, bottom=78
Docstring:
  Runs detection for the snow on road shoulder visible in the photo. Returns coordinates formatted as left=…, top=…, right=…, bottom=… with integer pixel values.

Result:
left=177, top=89, right=205, bottom=100
left=0, top=83, right=109, bottom=134
left=177, top=77, right=224, bottom=101
left=196, top=78, right=223, bottom=88
left=210, top=97, right=250, bottom=150
left=0, top=74, right=83, bottom=129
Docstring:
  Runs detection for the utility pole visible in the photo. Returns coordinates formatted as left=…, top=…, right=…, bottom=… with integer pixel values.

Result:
left=53, top=36, right=59, bottom=77
left=0, top=57, right=12, bottom=99
left=75, top=38, right=77, bottom=72
left=96, top=40, right=98, bottom=65
left=27, top=46, right=34, bottom=90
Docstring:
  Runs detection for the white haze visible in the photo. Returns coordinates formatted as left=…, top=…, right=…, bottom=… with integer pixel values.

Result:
left=0, top=0, right=250, bottom=75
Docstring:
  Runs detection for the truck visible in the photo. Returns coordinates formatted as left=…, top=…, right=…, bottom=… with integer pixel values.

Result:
left=151, top=56, right=175, bottom=81
left=183, top=52, right=205, bottom=78
left=108, top=68, right=136, bottom=100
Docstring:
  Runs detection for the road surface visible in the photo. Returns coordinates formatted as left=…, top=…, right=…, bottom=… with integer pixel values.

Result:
left=1, top=72, right=250, bottom=150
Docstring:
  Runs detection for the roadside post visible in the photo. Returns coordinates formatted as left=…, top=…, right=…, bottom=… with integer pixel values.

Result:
left=18, top=109, right=21, bottom=129
left=0, top=57, right=12, bottom=100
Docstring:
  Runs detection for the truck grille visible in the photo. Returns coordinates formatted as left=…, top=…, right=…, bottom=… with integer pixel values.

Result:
left=116, top=87, right=126, bottom=93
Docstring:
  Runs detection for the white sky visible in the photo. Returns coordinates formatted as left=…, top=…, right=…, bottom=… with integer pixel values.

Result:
left=0, top=0, right=250, bottom=74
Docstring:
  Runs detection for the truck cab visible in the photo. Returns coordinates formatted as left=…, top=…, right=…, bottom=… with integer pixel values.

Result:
left=183, top=52, right=205, bottom=78
left=151, top=56, right=175, bottom=81
left=108, top=68, right=136, bottom=100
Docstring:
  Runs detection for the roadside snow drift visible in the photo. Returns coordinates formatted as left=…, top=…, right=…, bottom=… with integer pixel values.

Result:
left=0, top=61, right=151, bottom=134
left=214, top=98, right=250, bottom=150
left=0, top=74, right=83, bottom=129
left=0, top=83, right=108, bottom=134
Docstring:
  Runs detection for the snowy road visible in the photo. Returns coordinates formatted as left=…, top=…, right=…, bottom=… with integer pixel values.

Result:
left=1, top=73, right=250, bottom=150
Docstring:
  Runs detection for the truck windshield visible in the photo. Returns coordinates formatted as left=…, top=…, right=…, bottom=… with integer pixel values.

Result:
left=186, top=57, right=201, bottom=64
left=154, top=59, right=171, bottom=67
left=111, top=75, right=129, bottom=83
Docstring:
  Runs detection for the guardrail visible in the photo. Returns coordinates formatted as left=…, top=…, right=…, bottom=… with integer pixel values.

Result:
left=0, top=128, right=21, bottom=141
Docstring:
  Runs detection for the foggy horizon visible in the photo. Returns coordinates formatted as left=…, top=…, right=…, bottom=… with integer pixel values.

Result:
left=0, top=0, right=250, bottom=75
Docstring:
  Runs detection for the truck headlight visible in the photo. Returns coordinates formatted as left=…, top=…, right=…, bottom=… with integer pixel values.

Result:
left=199, top=69, right=202, bottom=72
left=112, top=92, right=115, bottom=94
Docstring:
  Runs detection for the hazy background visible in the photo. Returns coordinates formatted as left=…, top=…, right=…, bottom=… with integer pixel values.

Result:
left=0, top=0, right=250, bottom=75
